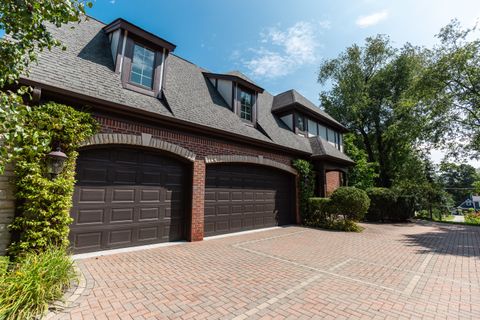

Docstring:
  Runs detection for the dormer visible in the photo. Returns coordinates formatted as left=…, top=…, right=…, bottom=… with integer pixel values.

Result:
left=104, top=18, right=176, bottom=98
left=273, top=90, right=348, bottom=152
left=203, top=71, right=264, bottom=126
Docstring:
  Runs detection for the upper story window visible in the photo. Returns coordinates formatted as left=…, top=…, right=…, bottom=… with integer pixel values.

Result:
left=239, top=89, right=253, bottom=121
left=296, top=114, right=305, bottom=133
left=130, top=44, right=155, bottom=88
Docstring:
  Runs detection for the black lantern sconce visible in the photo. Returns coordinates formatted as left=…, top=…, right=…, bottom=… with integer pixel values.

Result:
left=46, top=145, right=68, bottom=179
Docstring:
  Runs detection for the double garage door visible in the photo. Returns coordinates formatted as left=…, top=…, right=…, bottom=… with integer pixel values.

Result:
left=70, top=147, right=295, bottom=253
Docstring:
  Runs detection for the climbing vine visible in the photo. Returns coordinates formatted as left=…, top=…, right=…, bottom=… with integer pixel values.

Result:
left=292, top=159, right=316, bottom=224
left=7, top=102, right=97, bottom=256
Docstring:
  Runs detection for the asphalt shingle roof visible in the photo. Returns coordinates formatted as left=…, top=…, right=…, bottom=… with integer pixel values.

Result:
left=309, top=136, right=355, bottom=164
left=19, top=16, right=351, bottom=162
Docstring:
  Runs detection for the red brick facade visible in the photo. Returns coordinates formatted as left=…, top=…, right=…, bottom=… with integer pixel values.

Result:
left=95, top=115, right=294, bottom=166
left=190, top=160, right=205, bottom=241
left=326, top=171, right=342, bottom=196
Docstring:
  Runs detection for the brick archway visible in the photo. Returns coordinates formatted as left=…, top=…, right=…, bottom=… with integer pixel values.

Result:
left=80, top=133, right=196, bottom=161
left=204, top=155, right=297, bottom=176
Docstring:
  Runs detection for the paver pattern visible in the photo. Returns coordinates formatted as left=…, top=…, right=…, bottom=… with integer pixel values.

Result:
left=51, top=222, right=480, bottom=319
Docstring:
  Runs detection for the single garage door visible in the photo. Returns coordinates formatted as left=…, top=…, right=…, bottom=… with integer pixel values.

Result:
left=204, top=164, right=295, bottom=236
left=70, top=147, right=187, bottom=253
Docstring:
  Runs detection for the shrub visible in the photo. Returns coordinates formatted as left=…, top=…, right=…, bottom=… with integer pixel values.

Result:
left=307, top=198, right=333, bottom=225
left=465, top=212, right=480, bottom=225
left=0, top=257, right=9, bottom=276
left=0, top=248, right=76, bottom=319
left=393, top=195, right=415, bottom=221
left=8, top=102, right=97, bottom=256
left=292, top=159, right=315, bottom=224
left=328, top=219, right=364, bottom=232
left=366, top=188, right=397, bottom=221
left=330, top=187, right=370, bottom=221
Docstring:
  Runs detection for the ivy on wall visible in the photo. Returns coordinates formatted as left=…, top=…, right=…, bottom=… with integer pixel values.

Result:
left=292, top=159, right=316, bottom=224
left=7, top=102, right=97, bottom=256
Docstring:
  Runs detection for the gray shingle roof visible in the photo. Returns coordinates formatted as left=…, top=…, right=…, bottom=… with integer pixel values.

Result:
left=309, top=136, right=354, bottom=164
left=19, top=16, right=350, bottom=161
left=273, top=89, right=346, bottom=130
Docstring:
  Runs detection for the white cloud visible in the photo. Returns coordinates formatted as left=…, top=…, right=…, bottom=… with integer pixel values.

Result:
left=244, top=22, right=319, bottom=79
left=356, top=10, right=389, bottom=28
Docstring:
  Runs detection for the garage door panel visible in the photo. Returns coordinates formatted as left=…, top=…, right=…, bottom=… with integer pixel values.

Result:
left=71, top=147, right=187, bottom=253
left=204, top=164, right=294, bottom=237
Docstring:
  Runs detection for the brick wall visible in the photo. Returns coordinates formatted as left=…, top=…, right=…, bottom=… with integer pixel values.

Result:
left=95, top=115, right=295, bottom=166
left=0, top=165, right=15, bottom=255
left=190, top=160, right=205, bottom=241
left=326, top=171, right=341, bottom=196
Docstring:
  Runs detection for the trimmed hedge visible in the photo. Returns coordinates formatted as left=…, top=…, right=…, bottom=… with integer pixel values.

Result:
left=330, top=187, right=370, bottom=221
left=365, top=188, right=397, bottom=221
left=366, top=188, right=414, bottom=222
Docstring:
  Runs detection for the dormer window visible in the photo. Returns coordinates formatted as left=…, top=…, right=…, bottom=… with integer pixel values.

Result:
left=130, top=44, right=155, bottom=88
left=240, top=89, right=253, bottom=121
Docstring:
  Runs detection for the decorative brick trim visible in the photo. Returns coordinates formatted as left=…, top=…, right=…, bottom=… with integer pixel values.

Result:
left=190, top=160, right=205, bottom=241
left=204, top=155, right=297, bottom=176
left=80, top=133, right=196, bottom=161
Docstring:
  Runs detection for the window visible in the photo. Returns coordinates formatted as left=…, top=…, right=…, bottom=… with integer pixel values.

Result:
left=296, top=114, right=305, bottom=132
left=318, top=124, right=327, bottom=140
left=130, top=44, right=155, bottom=88
left=280, top=114, right=293, bottom=130
left=240, top=89, right=253, bottom=121
left=327, top=128, right=336, bottom=146
left=307, top=119, right=317, bottom=137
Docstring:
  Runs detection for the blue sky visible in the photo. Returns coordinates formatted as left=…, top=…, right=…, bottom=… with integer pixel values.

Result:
left=85, top=0, right=480, bottom=165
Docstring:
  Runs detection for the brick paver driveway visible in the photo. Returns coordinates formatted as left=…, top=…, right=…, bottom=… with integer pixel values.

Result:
left=52, top=222, right=480, bottom=319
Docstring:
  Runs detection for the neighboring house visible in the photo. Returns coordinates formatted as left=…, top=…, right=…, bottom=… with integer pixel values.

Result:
left=0, top=17, right=354, bottom=254
left=457, top=195, right=480, bottom=211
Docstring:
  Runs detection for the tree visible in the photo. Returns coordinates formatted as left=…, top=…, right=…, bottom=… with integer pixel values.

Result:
left=0, top=0, right=91, bottom=172
left=438, top=162, right=477, bottom=205
left=343, top=133, right=378, bottom=189
left=318, top=35, right=431, bottom=187
left=419, top=19, right=480, bottom=158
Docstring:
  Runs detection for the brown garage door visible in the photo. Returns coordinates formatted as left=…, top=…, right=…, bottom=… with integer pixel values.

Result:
left=70, top=147, right=187, bottom=253
left=204, top=164, right=295, bottom=237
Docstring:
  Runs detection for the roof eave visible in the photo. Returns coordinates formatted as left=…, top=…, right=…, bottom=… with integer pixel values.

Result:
left=203, top=72, right=264, bottom=93
left=311, top=154, right=355, bottom=166
left=272, top=103, right=349, bottom=133
left=103, top=18, right=176, bottom=52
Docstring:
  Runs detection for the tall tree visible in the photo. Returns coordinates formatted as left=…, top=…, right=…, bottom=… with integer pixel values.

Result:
left=0, top=0, right=91, bottom=172
left=438, top=162, right=477, bottom=205
left=419, top=20, right=480, bottom=158
left=318, top=35, right=430, bottom=187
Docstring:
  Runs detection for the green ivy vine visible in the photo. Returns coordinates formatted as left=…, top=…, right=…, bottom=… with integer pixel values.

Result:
left=7, top=102, right=97, bottom=256
left=292, top=159, right=316, bottom=224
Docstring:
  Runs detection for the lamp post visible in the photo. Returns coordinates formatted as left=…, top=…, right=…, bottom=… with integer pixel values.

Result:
left=46, top=146, right=68, bottom=179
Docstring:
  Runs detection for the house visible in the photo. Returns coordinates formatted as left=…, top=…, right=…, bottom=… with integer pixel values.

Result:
left=0, top=17, right=354, bottom=254
left=457, top=195, right=480, bottom=211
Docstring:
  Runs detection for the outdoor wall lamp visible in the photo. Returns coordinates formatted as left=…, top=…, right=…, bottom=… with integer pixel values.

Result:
left=46, top=146, right=68, bottom=179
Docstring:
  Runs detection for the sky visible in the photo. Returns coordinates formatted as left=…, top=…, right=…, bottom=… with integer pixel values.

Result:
left=6, top=0, right=480, bottom=165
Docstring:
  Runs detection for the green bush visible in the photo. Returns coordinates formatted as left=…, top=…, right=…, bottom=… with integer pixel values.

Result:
left=292, top=159, right=315, bottom=224
left=327, top=219, right=364, bottom=232
left=0, top=256, right=9, bottom=276
left=0, top=248, right=76, bottom=319
left=8, top=102, right=97, bottom=256
left=366, top=188, right=397, bottom=221
left=307, top=198, right=333, bottom=225
left=465, top=212, right=480, bottom=225
left=330, top=187, right=370, bottom=221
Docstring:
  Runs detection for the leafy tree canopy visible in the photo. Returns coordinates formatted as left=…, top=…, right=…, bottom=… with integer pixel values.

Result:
left=0, top=0, right=91, bottom=173
left=318, top=35, right=432, bottom=187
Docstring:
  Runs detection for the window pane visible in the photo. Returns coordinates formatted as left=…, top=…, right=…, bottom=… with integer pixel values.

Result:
left=318, top=124, right=327, bottom=139
left=297, top=114, right=305, bottom=131
left=240, top=89, right=253, bottom=121
left=307, top=119, right=317, bottom=137
left=327, top=128, right=336, bottom=146
left=280, top=114, right=293, bottom=130
left=130, top=44, right=155, bottom=88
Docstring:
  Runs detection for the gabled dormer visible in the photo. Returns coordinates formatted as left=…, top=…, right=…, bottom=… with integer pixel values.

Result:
left=273, top=89, right=348, bottom=152
left=104, top=18, right=176, bottom=98
left=203, top=71, right=264, bottom=126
